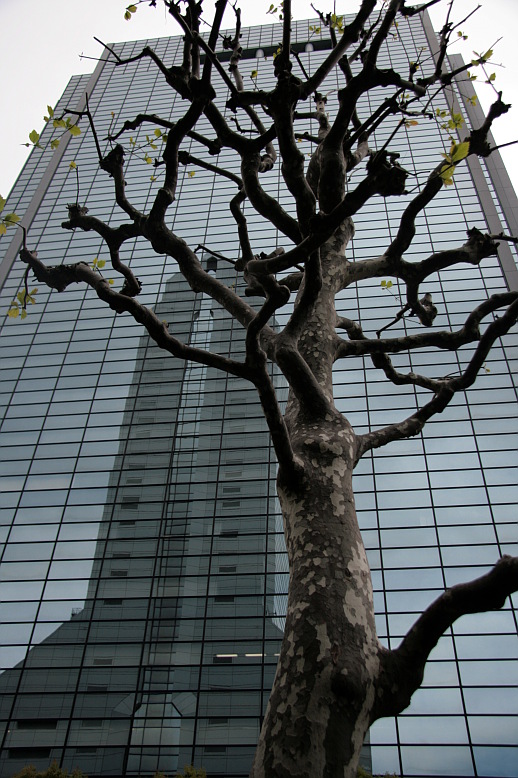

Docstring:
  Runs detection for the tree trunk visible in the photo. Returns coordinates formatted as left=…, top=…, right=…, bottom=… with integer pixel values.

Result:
left=250, top=413, right=380, bottom=778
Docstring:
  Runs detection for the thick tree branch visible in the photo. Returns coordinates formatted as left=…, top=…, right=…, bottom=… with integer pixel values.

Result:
left=178, top=150, right=242, bottom=186
left=355, top=384, right=455, bottom=462
left=399, top=0, right=441, bottom=16
left=281, top=251, right=323, bottom=347
left=19, top=247, right=250, bottom=379
left=448, top=296, right=518, bottom=391
left=230, top=189, right=254, bottom=267
left=108, top=113, right=175, bottom=142
left=374, top=555, right=518, bottom=719
left=406, top=228, right=499, bottom=282
left=275, top=338, right=335, bottom=419
left=334, top=292, right=518, bottom=359
left=241, top=152, right=302, bottom=244
left=244, top=278, right=302, bottom=486
left=354, top=295, right=518, bottom=461
left=110, top=44, right=191, bottom=99
left=107, top=114, right=223, bottom=155
left=149, top=100, right=209, bottom=225
left=62, top=204, right=142, bottom=297
left=301, top=0, right=377, bottom=99
left=99, top=144, right=144, bottom=223
left=365, top=0, right=403, bottom=68
left=383, top=95, right=510, bottom=268
left=271, top=94, right=317, bottom=231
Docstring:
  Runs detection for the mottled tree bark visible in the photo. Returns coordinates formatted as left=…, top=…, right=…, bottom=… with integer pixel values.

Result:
left=251, top=425, right=378, bottom=778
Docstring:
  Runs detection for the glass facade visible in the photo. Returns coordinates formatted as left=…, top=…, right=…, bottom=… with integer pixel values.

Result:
left=0, top=12, right=516, bottom=778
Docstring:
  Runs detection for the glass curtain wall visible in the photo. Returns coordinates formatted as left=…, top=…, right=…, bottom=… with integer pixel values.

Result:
left=0, top=13, right=516, bottom=778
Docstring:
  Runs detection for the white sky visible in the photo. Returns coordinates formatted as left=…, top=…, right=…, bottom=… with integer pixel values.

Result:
left=1, top=0, right=517, bottom=198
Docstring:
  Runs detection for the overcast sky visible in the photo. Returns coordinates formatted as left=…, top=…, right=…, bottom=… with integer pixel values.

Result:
left=1, top=0, right=517, bottom=198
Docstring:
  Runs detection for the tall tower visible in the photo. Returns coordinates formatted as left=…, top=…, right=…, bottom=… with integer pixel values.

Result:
left=0, top=259, right=288, bottom=777
left=0, top=12, right=517, bottom=778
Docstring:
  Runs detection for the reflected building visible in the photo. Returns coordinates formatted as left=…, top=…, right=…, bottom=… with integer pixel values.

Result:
left=0, top=262, right=290, bottom=777
left=0, top=11, right=517, bottom=778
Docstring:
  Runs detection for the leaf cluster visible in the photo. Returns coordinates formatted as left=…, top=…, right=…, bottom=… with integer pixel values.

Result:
left=0, top=195, right=20, bottom=236
left=24, top=106, right=81, bottom=154
left=125, top=4, right=138, bottom=21
left=8, top=287, right=38, bottom=319
left=266, top=2, right=284, bottom=22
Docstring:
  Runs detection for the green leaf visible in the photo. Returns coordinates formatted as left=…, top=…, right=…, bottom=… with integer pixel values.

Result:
left=50, top=138, right=60, bottom=150
left=124, top=9, right=132, bottom=20
left=69, top=160, right=77, bottom=170
left=154, top=128, right=162, bottom=137
left=145, top=156, right=153, bottom=164
left=445, top=111, right=464, bottom=131
left=0, top=223, right=6, bottom=236
left=47, top=105, right=54, bottom=118
left=450, top=141, right=470, bottom=164
left=68, top=124, right=81, bottom=137
left=97, top=259, right=106, bottom=269
left=8, top=305, right=19, bottom=318
left=439, top=163, right=455, bottom=185
left=53, top=118, right=66, bottom=129
left=127, top=4, right=137, bottom=11
left=251, top=69, right=258, bottom=79
left=482, top=48, right=493, bottom=61
left=4, top=213, right=20, bottom=225
left=20, top=308, right=27, bottom=319
left=29, top=129, right=40, bottom=145
left=188, top=171, right=195, bottom=178
left=0, top=196, right=5, bottom=214
left=488, top=72, right=496, bottom=82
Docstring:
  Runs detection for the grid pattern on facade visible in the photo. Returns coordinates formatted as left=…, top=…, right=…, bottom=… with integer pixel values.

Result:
left=0, top=12, right=517, bottom=778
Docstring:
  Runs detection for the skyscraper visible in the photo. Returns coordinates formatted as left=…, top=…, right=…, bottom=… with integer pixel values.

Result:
left=0, top=11, right=517, bottom=778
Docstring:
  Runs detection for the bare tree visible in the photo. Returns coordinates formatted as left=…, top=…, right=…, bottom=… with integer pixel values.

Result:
left=14, top=1, right=518, bottom=776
